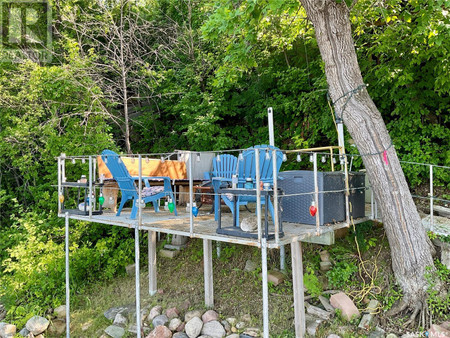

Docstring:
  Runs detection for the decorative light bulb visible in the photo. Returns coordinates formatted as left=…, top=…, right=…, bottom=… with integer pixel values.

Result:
left=145, top=157, right=149, bottom=163
left=321, top=155, right=326, bottom=163
left=99, top=194, right=105, bottom=205
left=282, top=153, right=287, bottom=162
left=82, top=158, right=86, bottom=164
left=309, top=201, right=317, bottom=217
left=309, top=154, right=313, bottom=163
left=118, top=157, right=122, bottom=163
left=265, top=150, right=270, bottom=160
left=131, top=157, right=135, bottom=163
left=192, top=203, right=198, bottom=217
left=296, top=153, right=301, bottom=162
left=196, top=153, right=201, bottom=162
left=333, top=156, right=337, bottom=164
left=72, top=158, right=76, bottom=164
left=238, top=152, right=243, bottom=161
left=59, top=194, right=65, bottom=203
left=340, top=156, right=345, bottom=165
left=104, top=157, right=108, bottom=164
left=216, top=154, right=221, bottom=162
left=161, top=156, right=165, bottom=163
left=168, top=198, right=175, bottom=213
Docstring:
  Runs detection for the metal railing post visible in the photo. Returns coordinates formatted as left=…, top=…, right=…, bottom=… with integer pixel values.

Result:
left=88, top=156, right=93, bottom=218
left=189, top=151, right=194, bottom=236
left=65, top=212, right=70, bottom=338
left=255, top=148, right=262, bottom=242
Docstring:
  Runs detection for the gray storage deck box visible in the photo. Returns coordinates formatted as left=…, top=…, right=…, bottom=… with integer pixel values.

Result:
left=278, top=170, right=365, bottom=225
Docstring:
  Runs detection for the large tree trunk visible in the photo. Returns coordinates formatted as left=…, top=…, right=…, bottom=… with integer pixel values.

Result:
left=300, top=0, right=434, bottom=307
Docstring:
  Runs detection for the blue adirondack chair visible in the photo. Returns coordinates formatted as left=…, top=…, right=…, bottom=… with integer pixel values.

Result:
left=101, top=150, right=177, bottom=219
left=213, top=145, right=283, bottom=224
left=211, top=154, right=238, bottom=220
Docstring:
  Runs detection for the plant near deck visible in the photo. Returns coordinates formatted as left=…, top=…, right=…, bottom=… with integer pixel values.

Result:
left=0, top=210, right=137, bottom=325
left=303, top=266, right=322, bottom=298
left=425, top=261, right=450, bottom=321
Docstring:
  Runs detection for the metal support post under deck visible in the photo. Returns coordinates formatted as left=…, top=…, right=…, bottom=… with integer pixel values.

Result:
left=65, top=212, right=70, bottom=338
left=430, top=165, right=434, bottom=232
left=261, top=238, right=270, bottom=338
left=148, top=231, right=157, bottom=296
left=280, top=245, right=286, bottom=272
left=203, top=239, right=214, bottom=308
left=291, top=241, right=306, bottom=337
left=135, top=224, right=141, bottom=338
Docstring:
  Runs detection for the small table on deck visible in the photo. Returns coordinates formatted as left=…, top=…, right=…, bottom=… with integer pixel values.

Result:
left=216, top=187, right=284, bottom=240
left=60, top=181, right=103, bottom=215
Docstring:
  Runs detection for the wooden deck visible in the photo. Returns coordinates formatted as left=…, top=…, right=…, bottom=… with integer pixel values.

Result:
left=59, top=207, right=369, bottom=248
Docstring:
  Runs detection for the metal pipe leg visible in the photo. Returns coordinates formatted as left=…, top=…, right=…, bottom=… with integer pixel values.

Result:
left=135, top=225, right=141, bottom=338
left=261, top=238, right=269, bottom=338
left=65, top=213, right=70, bottom=338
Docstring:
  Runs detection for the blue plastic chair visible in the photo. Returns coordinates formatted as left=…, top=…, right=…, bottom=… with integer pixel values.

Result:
left=211, top=154, right=238, bottom=220
left=213, top=145, right=283, bottom=224
left=101, top=150, right=177, bottom=219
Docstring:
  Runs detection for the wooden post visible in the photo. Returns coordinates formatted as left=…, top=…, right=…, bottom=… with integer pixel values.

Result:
left=148, top=231, right=157, bottom=296
left=203, top=239, right=214, bottom=308
left=291, top=240, right=306, bottom=337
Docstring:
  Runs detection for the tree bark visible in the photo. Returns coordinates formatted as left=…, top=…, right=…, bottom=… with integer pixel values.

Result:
left=299, top=0, right=434, bottom=306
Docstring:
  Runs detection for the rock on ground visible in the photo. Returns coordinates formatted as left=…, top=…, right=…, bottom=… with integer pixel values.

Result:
left=169, top=318, right=182, bottom=331
left=244, top=260, right=257, bottom=272
left=148, top=306, right=163, bottom=321
left=221, top=320, right=231, bottom=334
left=166, top=307, right=180, bottom=320
left=185, top=317, right=203, bottom=338
left=201, top=320, right=226, bottom=338
left=266, top=270, right=285, bottom=286
left=18, top=327, right=30, bottom=337
left=202, top=310, right=219, bottom=323
left=146, top=325, right=172, bottom=338
left=113, top=313, right=128, bottom=328
left=104, top=305, right=134, bottom=321
left=243, top=328, right=260, bottom=337
left=173, top=333, right=189, bottom=338
left=153, top=314, right=169, bottom=328
left=0, top=322, right=16, bottom=338
left=330, top=292, right=360, bottom=321
left=305, top=302, right=332, bottom=320
left=25, top=316, right=50, bottom=335
left=48, top=319, right=66, bottom=335
left=185, top=310, right=203, bottom=323
left=53, top=305, right=66, bottom=319
left=104, top=325, right=126, bottom=338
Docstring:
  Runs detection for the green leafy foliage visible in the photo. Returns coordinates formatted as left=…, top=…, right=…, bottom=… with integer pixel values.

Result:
left=326, top=261, right=359, bottom=289
left=303, top=266, right=323, bottom=298
left=425, top=261, right=450, bottom=321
